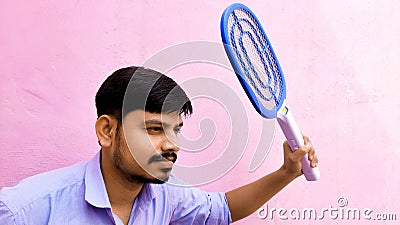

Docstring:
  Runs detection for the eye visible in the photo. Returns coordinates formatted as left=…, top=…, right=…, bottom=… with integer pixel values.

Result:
left=146, top=127, right=163, bottom=134
left=174, top=127, right=182, bottom=134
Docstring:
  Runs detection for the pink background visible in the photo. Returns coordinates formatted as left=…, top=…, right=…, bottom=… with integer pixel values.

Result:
left=1, top=1, right=399, bottom=224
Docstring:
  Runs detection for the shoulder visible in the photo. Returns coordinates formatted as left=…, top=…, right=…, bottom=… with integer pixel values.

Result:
left=0, top=160, right=88, bottom=214
left=149, top=176, right=232, bottom=224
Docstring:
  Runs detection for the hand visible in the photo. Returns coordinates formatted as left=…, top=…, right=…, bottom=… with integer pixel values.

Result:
left=280, top=135, right=318, bottom=180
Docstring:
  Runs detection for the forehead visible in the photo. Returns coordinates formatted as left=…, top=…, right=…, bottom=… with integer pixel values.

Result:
left=123, top=110, right=183, bottom=126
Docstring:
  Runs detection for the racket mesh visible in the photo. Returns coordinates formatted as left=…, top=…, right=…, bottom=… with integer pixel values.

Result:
left=227, top=8, right=284, bottom=112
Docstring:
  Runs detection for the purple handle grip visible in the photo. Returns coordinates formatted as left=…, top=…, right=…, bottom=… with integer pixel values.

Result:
left=276, top=105, right=320, bottom=181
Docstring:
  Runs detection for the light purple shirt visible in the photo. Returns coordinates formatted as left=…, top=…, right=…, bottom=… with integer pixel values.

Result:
left=0, top=152, right=231, bottom=224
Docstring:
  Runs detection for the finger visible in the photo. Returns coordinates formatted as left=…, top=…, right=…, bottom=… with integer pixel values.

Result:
left=308, top=150, right=318, bottom=168
left=312, top=156, right=319, bottom=168
left=311, top=152, right=319, bottom=168
left=302, top=135, right=310, bottom=143
left=283, top=141, right=292, bottom=154
left=292, top=144, right=310, bottom=162
left=302, top=135, right=316, bottom=167
left=303, top=136, right=319, bottom=167
left=308, top=144, right=315, bottom=162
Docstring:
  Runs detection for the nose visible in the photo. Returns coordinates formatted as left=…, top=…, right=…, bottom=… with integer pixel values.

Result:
left=161, top=132, right=180, bottom=153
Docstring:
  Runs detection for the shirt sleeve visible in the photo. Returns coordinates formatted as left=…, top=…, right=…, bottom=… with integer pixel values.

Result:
left=169, top=188, right=232, bottom=225
left=0, top=201, right=17, bottom=225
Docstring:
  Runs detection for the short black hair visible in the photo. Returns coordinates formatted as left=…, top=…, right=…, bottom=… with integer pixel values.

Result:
left=95, top=66, right=193, bottom=122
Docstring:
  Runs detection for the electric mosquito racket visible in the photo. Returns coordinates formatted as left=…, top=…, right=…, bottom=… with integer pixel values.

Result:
left=220, top=3, right=320, bottom=181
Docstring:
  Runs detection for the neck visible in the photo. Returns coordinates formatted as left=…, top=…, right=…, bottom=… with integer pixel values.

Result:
left=100, top=150, right=143, bottom=207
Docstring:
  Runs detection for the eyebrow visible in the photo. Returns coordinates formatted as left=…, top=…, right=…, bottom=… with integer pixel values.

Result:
left=144, top=119, right=183, bottom=128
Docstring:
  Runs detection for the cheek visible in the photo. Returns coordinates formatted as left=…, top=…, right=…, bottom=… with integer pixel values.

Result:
left=123, top=131, right=159, bottom=164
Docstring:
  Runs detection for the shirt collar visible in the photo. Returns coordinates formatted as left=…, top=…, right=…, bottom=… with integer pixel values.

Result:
left=136, top=183, right=160, bottom=211
left=84, top=151, right=111, bottom=208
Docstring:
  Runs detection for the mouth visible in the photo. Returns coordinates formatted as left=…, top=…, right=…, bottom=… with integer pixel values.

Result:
left=148, top=152, right=177, bottom=165
left=161, top=152, right=177, bottom=163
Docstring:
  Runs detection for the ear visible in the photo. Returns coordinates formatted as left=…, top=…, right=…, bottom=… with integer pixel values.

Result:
left=95, top=115, right=119, bottom=148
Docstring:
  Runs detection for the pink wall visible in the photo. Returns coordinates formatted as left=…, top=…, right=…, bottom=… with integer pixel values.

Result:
left=1, top=1, right=399, bottom=224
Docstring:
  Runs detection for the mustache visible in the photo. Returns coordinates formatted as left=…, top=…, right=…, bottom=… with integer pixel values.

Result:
left=148, top=152, right=177, bottom=164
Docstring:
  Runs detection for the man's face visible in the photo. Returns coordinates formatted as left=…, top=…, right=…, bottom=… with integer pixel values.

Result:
left=112, top=110, right=182, bottom=184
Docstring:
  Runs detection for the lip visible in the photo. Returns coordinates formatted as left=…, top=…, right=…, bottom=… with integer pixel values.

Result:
left=154, top=159, right=174, bottom=168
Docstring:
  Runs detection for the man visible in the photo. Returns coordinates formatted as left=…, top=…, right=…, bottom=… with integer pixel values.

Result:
left=0, top=66, right=318, bottom=224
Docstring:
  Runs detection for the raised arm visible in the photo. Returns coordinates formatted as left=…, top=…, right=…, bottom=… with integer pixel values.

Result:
left=225, top=136, right=318, bottom=222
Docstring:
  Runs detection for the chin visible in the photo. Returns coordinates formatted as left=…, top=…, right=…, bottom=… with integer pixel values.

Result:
left=153, top=173, right=171, bottom=184
left=136, top=171, right=171, bottom=184
left=122, top=167, right=172, bottom=184
left=151, top=179, right=167, bottom=184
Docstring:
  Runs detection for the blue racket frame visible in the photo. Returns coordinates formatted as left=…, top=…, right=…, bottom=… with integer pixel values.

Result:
left=220, top=3, right=287, bottom=119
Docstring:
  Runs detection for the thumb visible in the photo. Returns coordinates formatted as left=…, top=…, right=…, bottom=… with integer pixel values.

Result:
left=291, top=143, right=311, bottom=162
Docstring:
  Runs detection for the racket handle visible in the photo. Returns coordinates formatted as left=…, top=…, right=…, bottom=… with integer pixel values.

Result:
left=276, top=105, right=320, bottom=181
